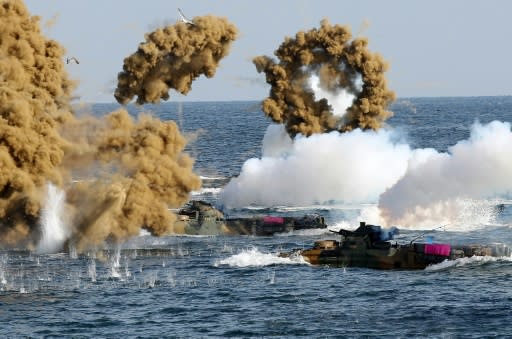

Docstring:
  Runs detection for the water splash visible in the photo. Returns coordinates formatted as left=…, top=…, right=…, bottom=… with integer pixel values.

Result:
left=166, top=270, right=177, bottom=288
left=268, top=269, right=276, bottom=284
left=69, top=244, right=78, bottom=259
left=109, top=246, right=121, bottom=279
left=125, top=259, right=132, bottom=278
left=425, top=255, right=512, bottom=271
left=88, top=259, right=97, bottom=282
left=144, top=272, right=157, bottom=288
left=36, top=184, right=69, bottom=254
left=214, top=247, right=308, bottom=268
left=0, top=254, right=7, bottom=286
left=221, top=242, right=234, bottom=254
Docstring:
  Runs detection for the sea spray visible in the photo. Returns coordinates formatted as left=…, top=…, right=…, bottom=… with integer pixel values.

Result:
left=268, top=269, right=276, bottom=284
left=125, top=258, right=132, bottom=278
left=215, top=247, right=308, bottom=267
left=425, top=255, right=512, bottom=271
left=0, top=254, right=7, bottom=286
left=88, top=259, right=97, bottom=282
left=36, top=184, right=69, bottom=254
left=109, top=246, right=122, bottom=279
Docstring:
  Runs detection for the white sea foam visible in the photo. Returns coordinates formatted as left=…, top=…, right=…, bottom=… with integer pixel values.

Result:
left=326, top=220, right=354, bottom=233
left=425, top=255, right=512, bottom=271
left=214, top=247, right=308, bottom=267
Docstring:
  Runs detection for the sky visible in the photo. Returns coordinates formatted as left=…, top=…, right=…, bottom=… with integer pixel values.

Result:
left=24, top=0, right=512, bottom=103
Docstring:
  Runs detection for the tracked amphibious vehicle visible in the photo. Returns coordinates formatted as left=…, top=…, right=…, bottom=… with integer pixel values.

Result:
left=280, top=221, right=510, bottom=269
left=174, top=200, right=327, bottom=236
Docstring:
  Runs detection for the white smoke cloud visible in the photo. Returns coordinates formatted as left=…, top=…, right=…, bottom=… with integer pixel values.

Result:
left=221, top=120, right=512, bottom=230
left=220, top=125, right=411, bottom=208
left=223, top=64, right=511, bottom=230
left=261, top=124, right=294, bottom=158
left=379, top=120, right=512, bottom=227
left=307, top=74, right=359, bottom=117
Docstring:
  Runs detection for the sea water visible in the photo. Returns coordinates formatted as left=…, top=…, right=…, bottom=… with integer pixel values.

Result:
left=1, top=97, right=512, bottom=337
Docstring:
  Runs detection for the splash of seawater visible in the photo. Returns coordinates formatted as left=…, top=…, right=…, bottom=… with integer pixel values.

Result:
left=0, top=254, right=7, bottom=286
left=109, top=247, right=121, bottom=279
left=88, top=259, right=97, bottom=282
left=425, top=255, right=512, bottom=271
left=214, top=247, right=308, bottom=268
left=36, top=184, right=68, bottom=254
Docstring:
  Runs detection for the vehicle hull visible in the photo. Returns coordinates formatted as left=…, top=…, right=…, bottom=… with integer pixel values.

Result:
left=281, top=222, right=511, bottom=270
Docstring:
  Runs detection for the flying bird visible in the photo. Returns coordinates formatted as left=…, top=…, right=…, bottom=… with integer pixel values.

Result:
left=178, top=8, right=195, bottom=25
left=66, top=57, right=80, bottom=64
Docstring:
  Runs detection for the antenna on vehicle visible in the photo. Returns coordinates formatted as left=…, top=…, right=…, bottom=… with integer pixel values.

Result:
left=409, top=224, right=449, bottom=246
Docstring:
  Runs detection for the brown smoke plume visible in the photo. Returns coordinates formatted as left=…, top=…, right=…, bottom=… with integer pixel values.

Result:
left=61, top=109, right=201, bottom=252
left=253, top=19, right=395, bottom=137
left=115, top=15, right=238, bottom=105
left=0, top=0, right=201, bottom=252
left=0, top=0, right=74, bottom=247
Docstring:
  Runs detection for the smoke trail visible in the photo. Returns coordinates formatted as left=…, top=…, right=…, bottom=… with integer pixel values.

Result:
left=0, top=0, right=202, bottom=252
left=115, top=15, right=238, bottom=105
left=378, top=120, right=512, bottom=228
left=253, top=19, right=395, bottom=138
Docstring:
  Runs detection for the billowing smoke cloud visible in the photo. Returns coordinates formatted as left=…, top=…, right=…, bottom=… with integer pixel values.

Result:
left=225, top=19, right=508, bottom=230
left=0, top=0, right=202, bottom=252
left=253, top=19, right=395, bottom=138
left=220, top=124, right=411, bottom=208
left=378, top=121, right=512, bottom=228
left=0, top=0, right=74, bottom=247
left=115, top=15, right=238, bottom=105
left=221, top=120, right=512, bottom=230
left=61, top=109, right=201, bottom=252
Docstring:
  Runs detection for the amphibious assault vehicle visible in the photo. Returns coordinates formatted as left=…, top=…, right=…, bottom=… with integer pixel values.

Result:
left=173, top=200, right=327, bottom=236
left=280, top=221, right=510, bottom=269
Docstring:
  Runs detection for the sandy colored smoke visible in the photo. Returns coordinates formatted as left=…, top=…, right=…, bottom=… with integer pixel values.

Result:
left=0, top=0, right=202, bottom=252
left=115, top=14, right=238, bottom=105
left=253, top=19, right=395, bottom=137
